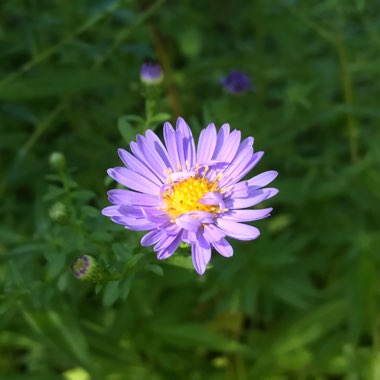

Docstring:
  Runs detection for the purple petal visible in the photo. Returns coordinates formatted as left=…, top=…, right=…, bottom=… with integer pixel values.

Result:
left=191, top=232, right=211, bottom=275
left=199, top=192, right=225, bottom=208
left=141, top=229, right=165, bottom=246
left=260, top=188, right=278, bottom=199
left=203, top=223, right=226, bottom=243
left=227, top=173, right=276, bottom=197
left=154, top=231, right=176, bottom=252
left=118, top=205, right=145, bottom=217
left=176, top=117, right=196, bottom=169
left=216, top=219, right=260, bottom=241
left=226, top=151, right=264, bottom=186
left=111, top=215, right=156, bottom=230
left=182, top=230, right=196, bottom=245
left=212, top=238, right=233, bottom=257
left=118, top=149, right=162, bottom=185
left=247, top=170, right=278, bottom=188
left=174, top=122, right=186, bottom=171
left=136, top=135, right=167, bottom=181
left=214, top=129, right=241, bottom=163
left=101, top=205, right=121, bottom=217
left=197, top=123, right=217, bottom=164
left=164, top=222, right=182, bottom=236
left=175, top=214, right=202, bottom=232
left=221, top=208, right=273, bottom=222
left=218, top=140, right=258, bottom=187
left=145, top=214, right=171, bottom=226
left=117, top=205, right=169, bottom=230
left=155, top=231, right=182, bottom=258
left=107, top=189, right=159, bottom=206
left=202, top=224, right=233, bottom=258
left=225, top=188, right=278, bottom=209
left=163, top=122, right=181, bottom=171
left=212, top=123, right=230, bottom=159
left=107, top=167, right=160, bottom=195
left=226, top=180, right=249, bottom=197
left=188, top=211, right=214, bottom=223
left=129, top=140, right=166, bottom=181
left=157, top=231, right=182, bottom=260
left=166, top=171, right=195, bottom=183
left=145, top=129, right=172, bottom=168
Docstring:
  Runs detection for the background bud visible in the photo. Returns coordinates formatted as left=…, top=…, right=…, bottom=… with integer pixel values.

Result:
left=71, top=255, right=105, bottom=282
left=140, top=63, right=163, bottom=85
left=219, top=70, right=253, bottom=94
left=49, top=152, right=66, bottom=171
left=49, top=202, right=69, bottom=224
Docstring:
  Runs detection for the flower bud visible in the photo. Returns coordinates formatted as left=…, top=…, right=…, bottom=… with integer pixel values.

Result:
left=71, top=255, right=105, bottom=282
left=49, top=152, right=66, bottom=171
left=49, top=202, right=69, bottom=224
left=220, top=70, right=254, bottom=94
left=212, top=356, right=229, bottom=368
left=140, top=63, right=163, bottom=85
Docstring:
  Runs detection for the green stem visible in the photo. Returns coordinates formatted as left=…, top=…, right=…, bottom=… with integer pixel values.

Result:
left=145, top=98, right=156, bottom=129
left=57, top=165, right=75, bottom=216
left=234, top=354, right=248, bottom=380
left=19, top=102, right=66, bottom=159
left=335, top=34, right=359, bottom=162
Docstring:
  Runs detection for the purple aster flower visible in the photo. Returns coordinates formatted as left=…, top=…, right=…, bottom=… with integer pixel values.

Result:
left=103, top=118, right=278, bottom=275
left=220, top=70, right=253, bottom=94
left=140, top=63, right=163, bottom=85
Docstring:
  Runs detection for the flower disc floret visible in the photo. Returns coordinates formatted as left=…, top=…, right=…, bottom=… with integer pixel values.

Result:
left=163, top=174, right=221, bottom=219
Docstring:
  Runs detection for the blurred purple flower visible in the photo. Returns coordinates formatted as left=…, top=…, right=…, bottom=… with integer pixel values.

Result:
left=220, top=70, right=253, bottom=94
left=103, top=118, right=278, bottom=275
left=140, top=62, right=163, bottom=85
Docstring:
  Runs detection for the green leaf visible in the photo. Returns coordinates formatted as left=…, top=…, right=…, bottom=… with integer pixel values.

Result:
left=47, top=310, right=91, bottom=366
left=150, top=112, right=171, bottom=123
left=118, top=116, right=140, bottom=143
left=151, top=323, right=244, bottom=353
left=164, top=255, right=195, bottom=270
left=119, top=277, right=132, bottom=300
left=147, top=264, right=164, bottom=276
left=102, top=281, right=120, bottom=307
left=112, top=243, right=132, bottom=260
left=46, top=253, right=66, bottom=278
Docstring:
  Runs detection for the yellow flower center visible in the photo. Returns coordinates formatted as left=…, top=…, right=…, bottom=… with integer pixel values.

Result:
left=163, top=175, right=221, bottom=219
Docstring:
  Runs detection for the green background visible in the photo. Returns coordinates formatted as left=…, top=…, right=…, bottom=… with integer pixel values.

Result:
left=1, top=0, right=379, bottom=379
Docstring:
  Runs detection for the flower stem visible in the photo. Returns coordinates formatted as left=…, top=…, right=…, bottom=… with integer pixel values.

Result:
left=149, top=24, right=182, bottom=117
left=145, top=98, right=156, bottom=129
left=234, top=354, right=248, bottom=380
left=335, top=33, right=359, bottom=163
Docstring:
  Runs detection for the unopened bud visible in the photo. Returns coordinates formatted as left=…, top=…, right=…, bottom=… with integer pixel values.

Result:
left=49, top=202, right=69, bottom=224
left=140, top=63, right=163, bottom=85
left=49, top=152, right=66, bottom=171
left=212, top=356, right=229, bottom=368
left=220, top=70, right=254, bottom=95
left=71, top=255, right=105, bottom=282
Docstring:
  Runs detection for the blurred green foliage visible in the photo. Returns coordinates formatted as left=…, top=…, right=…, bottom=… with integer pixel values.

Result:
left=1, top=0, right=380, bottom=379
